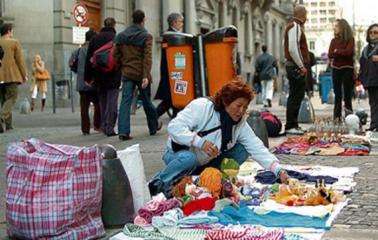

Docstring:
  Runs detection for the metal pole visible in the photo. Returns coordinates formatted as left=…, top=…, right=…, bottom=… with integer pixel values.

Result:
left=52, top=74, right=56, bottom=114
left=197, top=35, right=207, bottom=96
left=70, top=71, right=74, bottom=113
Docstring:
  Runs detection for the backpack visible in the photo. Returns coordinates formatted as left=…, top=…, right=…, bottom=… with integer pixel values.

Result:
left=90, top=40, right=115, bottom=72
left=68, top=48, right=80, bottom=73
left=260, top=111, right=282, bottom=137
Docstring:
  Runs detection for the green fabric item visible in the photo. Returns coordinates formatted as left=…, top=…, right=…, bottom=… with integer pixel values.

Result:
left=123, top=224, right=206, bottom=240
left=123, top=224, right=172, bottom=240
left=180, top=195, right=193, bottom=205
left=158, top=227, right=206, bottom=240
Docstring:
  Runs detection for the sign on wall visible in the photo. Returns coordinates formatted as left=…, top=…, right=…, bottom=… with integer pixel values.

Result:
left=72, top=3, right=89, bottom=25
left=72, top=26, right=89, bottom=44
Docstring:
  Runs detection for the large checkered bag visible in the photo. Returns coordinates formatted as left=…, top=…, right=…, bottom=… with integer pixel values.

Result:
left=6, top=138, right=105, bottom=239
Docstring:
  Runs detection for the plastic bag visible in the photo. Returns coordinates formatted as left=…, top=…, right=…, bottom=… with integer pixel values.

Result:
left=118, top=144, right=151, bottom=214
left=6, top=138, right=105, bottom=239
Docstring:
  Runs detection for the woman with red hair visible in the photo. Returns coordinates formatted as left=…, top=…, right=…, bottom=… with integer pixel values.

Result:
left=149, top=79, right=289, bottom=196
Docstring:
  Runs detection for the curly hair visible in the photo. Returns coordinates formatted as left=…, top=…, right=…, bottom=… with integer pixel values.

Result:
left=213, top=79, right=255, bottom=111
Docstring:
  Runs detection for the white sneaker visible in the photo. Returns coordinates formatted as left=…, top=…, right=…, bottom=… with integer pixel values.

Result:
left=285, top=127, right=305, bottom=135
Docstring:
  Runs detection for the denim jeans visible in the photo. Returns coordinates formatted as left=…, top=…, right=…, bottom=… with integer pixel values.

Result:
left=157, top=143, right=249, bottom=184
left=118, top=77, right=159, bottom=136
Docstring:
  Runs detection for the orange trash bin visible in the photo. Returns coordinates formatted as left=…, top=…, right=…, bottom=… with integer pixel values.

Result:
left=203, top=26, right=238, bottom=96
left=162, top=32, right=196, bottom=109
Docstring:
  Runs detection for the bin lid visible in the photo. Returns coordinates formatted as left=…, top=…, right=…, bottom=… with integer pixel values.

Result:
left=203, top=25, right=238, bottom=43
left=163, top=32, right=194, bottom=46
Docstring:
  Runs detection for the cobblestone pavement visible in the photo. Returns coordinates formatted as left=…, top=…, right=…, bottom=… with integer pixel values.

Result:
left=1, top=96, right=378, bottom=239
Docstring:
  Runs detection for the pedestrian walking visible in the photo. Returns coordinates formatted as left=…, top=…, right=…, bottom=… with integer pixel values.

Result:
left=328, top=18, right=355, bottom=121
left=255, top=45, right=278, bottom=108
left=0, top=23, right=27, bottom=133
left=30, top=54, right=50, bottom=112
left=75, top=29, right=101, bottom=135
left=115, top=9, right=162, bottom=141
left=284, top=5, right=309, bottom=135
left=85, top=17, right=121, bottom=137
left=358, top=23, right=378, bottom=132
left=154, top=12, right=184, bottom=119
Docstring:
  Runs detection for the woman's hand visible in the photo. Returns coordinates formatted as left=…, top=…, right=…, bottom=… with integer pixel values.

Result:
left=279, top=169, right=289, bottom=184
left=202, top=140, right=220, bottom=158
left=372, top=55, right=378, bottom=62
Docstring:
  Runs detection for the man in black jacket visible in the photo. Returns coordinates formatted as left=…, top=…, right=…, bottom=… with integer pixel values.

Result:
left=154, top=12, right=184, bottom=119
left=85, top=17, right=121, bottom=137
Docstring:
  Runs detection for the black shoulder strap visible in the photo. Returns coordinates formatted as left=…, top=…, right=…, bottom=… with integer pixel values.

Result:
left=198, top=125, right=221, bottom=137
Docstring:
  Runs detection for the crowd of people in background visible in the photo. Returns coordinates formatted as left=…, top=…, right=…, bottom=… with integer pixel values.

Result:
left=0, top=6, right=377, bottom=137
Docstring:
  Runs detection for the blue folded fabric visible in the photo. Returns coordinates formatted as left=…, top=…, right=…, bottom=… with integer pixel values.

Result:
left=255, top=170, right=338, bottom=184
left=177, top=211, right=218, bottom=226
left=208, top=204, right=330, bottom=229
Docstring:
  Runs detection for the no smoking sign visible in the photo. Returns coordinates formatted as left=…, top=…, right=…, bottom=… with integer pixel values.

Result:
left=72, top=3, right=88, bottom=25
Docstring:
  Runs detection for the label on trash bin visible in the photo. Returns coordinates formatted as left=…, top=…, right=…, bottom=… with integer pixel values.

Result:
left=170, top=72, right=183, bottom=80
left=174, top=53, right=186, bottom=70
left=174, top=80, right=187, bottom=95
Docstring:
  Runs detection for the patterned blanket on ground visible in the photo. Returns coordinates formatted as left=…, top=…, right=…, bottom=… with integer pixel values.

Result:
left=273, top=135, right=370, bottom=156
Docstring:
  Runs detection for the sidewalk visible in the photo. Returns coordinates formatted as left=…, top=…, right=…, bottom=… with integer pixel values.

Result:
left=1, top=95, right=377, bottom=239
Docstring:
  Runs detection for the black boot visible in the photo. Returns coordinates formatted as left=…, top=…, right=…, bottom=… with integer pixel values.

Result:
left=148, top=178, right=165, bottom=197
left=31, top=98, right=35, bottom=112
left=41, top=98, right=46, bottom=112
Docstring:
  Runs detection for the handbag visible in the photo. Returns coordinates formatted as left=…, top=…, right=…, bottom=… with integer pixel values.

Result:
left=35, top=69, right=50, bottom=80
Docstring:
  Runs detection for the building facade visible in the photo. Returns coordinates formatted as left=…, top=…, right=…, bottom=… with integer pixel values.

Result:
left=303, top=0, right=342, bottom=58
left=0, top=0, right=293, bottom=106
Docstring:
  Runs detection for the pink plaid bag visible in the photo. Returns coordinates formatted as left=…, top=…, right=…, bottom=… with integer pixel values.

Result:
left=6, top=138, right=105, bottom=239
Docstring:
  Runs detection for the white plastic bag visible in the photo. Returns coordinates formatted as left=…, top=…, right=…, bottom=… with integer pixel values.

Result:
left=118, top=144, right=151, bottom=214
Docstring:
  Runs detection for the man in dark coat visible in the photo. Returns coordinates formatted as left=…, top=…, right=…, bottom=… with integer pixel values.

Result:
left=85, top=17, right=121, bottom=137
left=114, top=10, right=161, bottom=140
left=154, top=12, right=184, bottom=119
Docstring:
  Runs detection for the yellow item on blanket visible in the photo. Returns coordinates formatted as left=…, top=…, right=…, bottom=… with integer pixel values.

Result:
left=198, top=167, right=223, bottom=197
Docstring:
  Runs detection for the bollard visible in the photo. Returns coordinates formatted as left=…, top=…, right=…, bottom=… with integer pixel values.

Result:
left=101, top=144, right=134, bottom=226
left=298, top=95, right=315, bottom=123
left=255, top=92, right=263, bottom=105
left=327, top=88, right=335, bottom=104
left=247, top=110, right=269, bottom=148
left=279, top=92, right=288, bottom=106
left=19, top=97, right=30, bottom=114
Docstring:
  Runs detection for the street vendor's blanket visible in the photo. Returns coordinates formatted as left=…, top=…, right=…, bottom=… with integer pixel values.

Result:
left=5, top=138, right=105, bottom=239
left=273, top=136, right=370, bottom=156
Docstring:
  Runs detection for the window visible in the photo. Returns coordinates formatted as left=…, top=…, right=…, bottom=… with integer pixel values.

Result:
left=309, top=41, right=315, bottom=50
left=329, top=1, right=336, bottom=6
left=311, top=18, right=318, bottom=23
left=320, top=18, right=327, bottom=23
left=320, top=2, right=326, bottom=7
left=311, top=10, right=317, bottom=15
left=319, top=10, right=326, bottom=15
left=311, top=2, right=317, bottom=7
left=328, top=10, right=336, bottom=15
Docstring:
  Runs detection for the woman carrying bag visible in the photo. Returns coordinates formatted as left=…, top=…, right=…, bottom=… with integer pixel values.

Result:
left=30, top=54, right=50, bottom=112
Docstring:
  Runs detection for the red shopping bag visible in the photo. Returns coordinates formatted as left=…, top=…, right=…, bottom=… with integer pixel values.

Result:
left=6, top=138, right=105, bottom=239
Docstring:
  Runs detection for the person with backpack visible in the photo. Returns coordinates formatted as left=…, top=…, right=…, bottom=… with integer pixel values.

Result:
left=148, top=80, right=289, bottom=197
left=74, top=29, right=101, bottom=135
left=85, top=17, right=121, bottom=137
left=114, top=9, right=162, bottom=141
